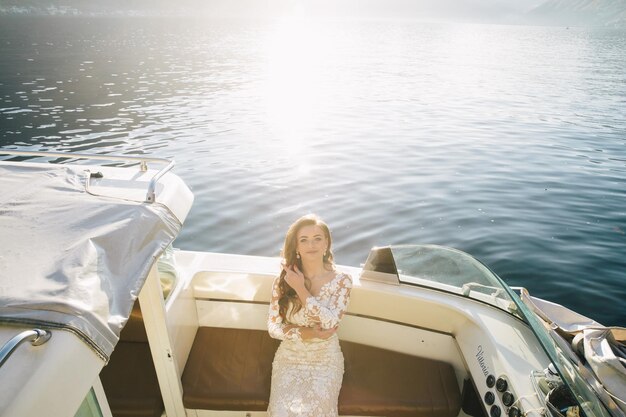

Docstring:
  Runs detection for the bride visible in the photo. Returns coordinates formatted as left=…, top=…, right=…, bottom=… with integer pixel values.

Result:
left=267, top=214, right=353, bottom=417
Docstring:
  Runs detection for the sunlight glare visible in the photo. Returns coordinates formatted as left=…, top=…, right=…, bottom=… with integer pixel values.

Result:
left=263, top=17, right=331, bottom=174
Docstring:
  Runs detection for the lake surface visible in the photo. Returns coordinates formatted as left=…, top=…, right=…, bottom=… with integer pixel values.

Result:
left=1, top=16, right=624, bottom=325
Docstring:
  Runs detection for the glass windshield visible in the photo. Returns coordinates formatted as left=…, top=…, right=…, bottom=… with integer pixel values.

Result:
left=376, top=245, right=523, bottom=320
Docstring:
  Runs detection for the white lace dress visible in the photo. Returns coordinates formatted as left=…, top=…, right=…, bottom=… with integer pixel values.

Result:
left=267, top=272, right=352, bottom=417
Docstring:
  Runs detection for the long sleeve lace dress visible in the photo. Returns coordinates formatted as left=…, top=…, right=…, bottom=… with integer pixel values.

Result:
left=267, top=272, right=352, bottom=417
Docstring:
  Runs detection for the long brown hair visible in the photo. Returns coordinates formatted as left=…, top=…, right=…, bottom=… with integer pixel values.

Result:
left=278, top=214, right=335, bottom=321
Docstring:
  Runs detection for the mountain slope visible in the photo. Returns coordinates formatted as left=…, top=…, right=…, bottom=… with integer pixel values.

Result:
left=528, top=0, right=626, bottom=27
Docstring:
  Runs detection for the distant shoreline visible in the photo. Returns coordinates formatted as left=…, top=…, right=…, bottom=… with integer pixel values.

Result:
left=1, top=1, right=625, bottom=28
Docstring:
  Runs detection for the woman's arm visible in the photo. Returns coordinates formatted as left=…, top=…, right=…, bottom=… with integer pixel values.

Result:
left=267, top=276, right=338, bottom=340
left=267, top=277, right=303, bottom=341
left=304, top=273, right=352, bottom=329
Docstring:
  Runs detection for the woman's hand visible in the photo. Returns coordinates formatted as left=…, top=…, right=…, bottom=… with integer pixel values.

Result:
left=293, top=325, right=338, bottom=340
left=299, top=325, right=337, bottom=340
left=283, top=263, right=306, bottom=293
left=312, top=325, right=338, bottom=340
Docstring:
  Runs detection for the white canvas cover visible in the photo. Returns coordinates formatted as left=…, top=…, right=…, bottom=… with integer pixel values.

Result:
left=520, top=288, right=626, bottom=413
left=584, top=328, right=626, bottom=414
left=522, top=290, right=603, bottom=332
left=0, top=162, right=182, bottom=362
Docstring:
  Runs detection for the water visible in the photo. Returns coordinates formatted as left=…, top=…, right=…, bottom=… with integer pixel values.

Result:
left=1, top=16, right=624, bottom=326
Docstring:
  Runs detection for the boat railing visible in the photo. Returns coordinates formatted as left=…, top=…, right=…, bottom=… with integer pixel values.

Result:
left=0, top=150, right=174, bottom=203
left=0, top=329, right=52, bottom=368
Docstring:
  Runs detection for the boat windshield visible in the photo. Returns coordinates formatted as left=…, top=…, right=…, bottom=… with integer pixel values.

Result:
left=362, top=245, right=524, bottom=320
left=361, top=245, right=618, bottom=417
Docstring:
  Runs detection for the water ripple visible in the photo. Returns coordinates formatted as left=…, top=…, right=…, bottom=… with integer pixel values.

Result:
left=1, top=16, right=624, bottom=325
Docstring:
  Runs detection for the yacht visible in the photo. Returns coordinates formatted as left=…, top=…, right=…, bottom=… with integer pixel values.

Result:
left=0, top=150, right=624, bottom=417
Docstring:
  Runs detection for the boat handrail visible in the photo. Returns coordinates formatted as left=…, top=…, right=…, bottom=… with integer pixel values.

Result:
left=0, top=329, right=52, bottom=368
left=0, top=150, right=175, bottom=203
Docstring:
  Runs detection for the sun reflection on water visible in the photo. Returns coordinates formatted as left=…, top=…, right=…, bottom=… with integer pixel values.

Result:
left=262, top=17, right=333, bottom=176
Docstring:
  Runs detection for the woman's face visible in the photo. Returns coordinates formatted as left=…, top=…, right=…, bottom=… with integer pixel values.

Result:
left=296, top=224, right=328, bottom=262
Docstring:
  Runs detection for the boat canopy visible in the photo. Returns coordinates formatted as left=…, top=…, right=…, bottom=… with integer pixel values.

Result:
left=0, top=162, right=184, bottom=362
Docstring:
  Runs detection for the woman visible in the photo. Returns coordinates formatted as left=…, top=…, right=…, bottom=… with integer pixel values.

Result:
left=267, top=214, right=353, bottom=417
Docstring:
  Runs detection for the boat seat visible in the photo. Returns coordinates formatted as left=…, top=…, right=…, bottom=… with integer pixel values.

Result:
left=182, top=327, right=461, bottom=417
left=339, top=340, right=461, bottom=417
left=100, top=302, right=164, bottom=417
left=182, top=327, right=281, bottom=411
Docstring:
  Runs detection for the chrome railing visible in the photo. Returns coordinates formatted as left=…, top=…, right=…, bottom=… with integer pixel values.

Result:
left=0, top=150, right=174, bottom=203
left=0, top=329, right=52, bottom=368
